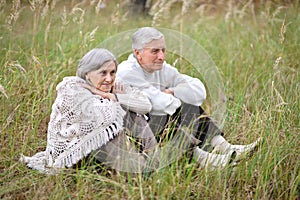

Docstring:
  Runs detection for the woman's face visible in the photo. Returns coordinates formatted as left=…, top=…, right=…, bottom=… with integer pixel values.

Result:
left=86, top=60, right=116, bottom=93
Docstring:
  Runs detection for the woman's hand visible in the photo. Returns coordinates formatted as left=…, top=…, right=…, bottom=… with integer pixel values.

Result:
left=112, top=81, right=126, bottom=94
left=80, top=83, right=118, bottom=102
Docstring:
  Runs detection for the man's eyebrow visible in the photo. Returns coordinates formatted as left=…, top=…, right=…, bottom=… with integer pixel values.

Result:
left=144, top=46, right=166, bottom=49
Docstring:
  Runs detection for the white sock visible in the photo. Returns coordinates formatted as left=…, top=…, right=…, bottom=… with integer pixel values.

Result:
left=211, top=135, right=231, bottom=152
left=230, top=138, right=262, bottom=155
left=211, top=136, right=262, bottom=157
left=193, top=147, right=235, bottom=169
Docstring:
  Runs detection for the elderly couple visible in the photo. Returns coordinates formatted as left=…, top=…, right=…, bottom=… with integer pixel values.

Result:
left=21, top=27, right=261, bottom=174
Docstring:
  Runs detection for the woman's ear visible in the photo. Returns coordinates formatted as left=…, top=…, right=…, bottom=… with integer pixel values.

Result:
left=85, top=73, right=89, bottom=81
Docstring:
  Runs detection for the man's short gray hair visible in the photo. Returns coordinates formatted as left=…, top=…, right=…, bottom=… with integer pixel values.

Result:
left=132, top=27, right=164, bottom=51
left=76, top=48, right=118, bottom=80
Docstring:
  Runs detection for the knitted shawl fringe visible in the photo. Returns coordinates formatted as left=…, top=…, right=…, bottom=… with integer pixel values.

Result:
left=53, top=121, right=123, bottom=168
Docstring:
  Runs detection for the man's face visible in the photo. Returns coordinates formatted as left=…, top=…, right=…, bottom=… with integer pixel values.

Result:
left=85, top=60, right=116, bottom=93
left=135, top=37, right=166, bottom=73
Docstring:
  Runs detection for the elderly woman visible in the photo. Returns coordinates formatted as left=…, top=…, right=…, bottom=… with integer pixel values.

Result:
left=20, top=48, right=157, bottom=174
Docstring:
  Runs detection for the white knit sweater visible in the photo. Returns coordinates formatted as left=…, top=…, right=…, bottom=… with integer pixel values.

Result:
left=20, top=76, right=152, bottom=173
left=117, top=54, right=206, bottom=116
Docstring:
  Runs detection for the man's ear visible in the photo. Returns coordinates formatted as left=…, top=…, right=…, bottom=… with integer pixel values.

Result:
left=134, top=49, right=141, bottom=59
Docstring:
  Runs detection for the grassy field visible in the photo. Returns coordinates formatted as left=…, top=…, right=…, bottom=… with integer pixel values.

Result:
left=0, top=0, right=299, bottom=199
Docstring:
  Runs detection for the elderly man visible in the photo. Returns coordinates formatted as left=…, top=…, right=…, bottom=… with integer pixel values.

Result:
left=116, top=27, right=261, bottom=169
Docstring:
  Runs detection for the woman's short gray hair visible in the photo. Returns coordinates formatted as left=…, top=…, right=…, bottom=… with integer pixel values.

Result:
left=132, top=27, right=164, bottom=51
left=76, top=48, right=118, bottom=80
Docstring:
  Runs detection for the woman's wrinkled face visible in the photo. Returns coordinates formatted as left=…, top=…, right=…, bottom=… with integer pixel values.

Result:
left=85, top=60, right=116, bottom=93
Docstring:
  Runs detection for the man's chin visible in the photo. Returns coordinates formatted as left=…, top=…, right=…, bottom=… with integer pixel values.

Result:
left=155, top=64, right=163, bottom=69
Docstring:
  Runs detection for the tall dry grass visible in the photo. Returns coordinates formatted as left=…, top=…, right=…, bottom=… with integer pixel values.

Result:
left=0, top=0, right=299, bottom=199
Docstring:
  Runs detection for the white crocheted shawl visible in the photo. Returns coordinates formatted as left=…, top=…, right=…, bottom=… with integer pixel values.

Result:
left=20, top=76, right=126, bottom=173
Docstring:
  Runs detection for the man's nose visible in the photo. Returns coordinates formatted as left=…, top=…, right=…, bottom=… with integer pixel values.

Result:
left=157, top=50, right=165, bottom=59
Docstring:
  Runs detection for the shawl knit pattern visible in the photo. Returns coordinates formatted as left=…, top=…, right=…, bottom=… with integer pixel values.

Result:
left=20, top=76, right=126, bottom=173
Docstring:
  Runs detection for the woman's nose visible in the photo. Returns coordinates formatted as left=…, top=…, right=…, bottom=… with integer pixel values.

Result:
left=105, top=74, right=113, bottom=82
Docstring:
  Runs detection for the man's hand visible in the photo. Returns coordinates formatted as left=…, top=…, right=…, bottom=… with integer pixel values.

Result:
left=163, top=88, right=174, bottom=96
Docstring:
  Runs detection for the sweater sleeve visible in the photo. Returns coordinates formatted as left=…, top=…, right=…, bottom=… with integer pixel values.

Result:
left=114, top=80, right=152, bottom=114
left=139, top=84, right=181, bottom=115
left=171, top=74, right=206, bottom=106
